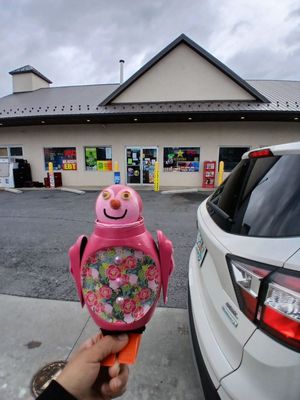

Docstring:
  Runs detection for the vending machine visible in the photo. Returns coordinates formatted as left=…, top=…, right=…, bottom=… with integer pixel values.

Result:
left=202, top=161, right=216, bottom=189
left=0, top=158, right=16, bottom=188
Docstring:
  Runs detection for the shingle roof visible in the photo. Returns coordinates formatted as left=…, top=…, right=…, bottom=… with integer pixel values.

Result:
left=0, top=80, right=299, bottom=124
left=9, top=65, right=52, bottom=84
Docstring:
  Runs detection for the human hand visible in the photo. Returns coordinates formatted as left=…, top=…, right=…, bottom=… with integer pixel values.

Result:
left=57, top=333, right=129, bottom=400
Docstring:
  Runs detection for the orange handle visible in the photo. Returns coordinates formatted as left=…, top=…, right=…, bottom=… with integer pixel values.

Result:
left=101, top=334, right=142, bottom=367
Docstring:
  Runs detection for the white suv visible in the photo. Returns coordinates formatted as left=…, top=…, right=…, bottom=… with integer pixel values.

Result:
left=188, top=142, right=300, bottom=400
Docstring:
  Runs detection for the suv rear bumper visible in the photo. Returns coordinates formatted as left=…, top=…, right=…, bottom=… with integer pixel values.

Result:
left=188, top=288, right=221, bottom=400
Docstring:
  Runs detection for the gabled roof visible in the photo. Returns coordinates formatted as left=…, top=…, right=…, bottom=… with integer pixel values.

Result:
left=9, top=65, right=52, bottom=84
left=101, top=34, right=269, bottom=105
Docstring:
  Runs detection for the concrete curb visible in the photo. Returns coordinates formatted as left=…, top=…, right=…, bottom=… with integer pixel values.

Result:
left=4, top=188, right=23, bottom=194
left=161, top=188, right=201, bottom=194
left=60, top=187, right=86, bottom=195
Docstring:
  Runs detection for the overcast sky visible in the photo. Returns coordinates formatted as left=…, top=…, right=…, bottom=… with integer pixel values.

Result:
left=0, top=0, right=299, bottom=97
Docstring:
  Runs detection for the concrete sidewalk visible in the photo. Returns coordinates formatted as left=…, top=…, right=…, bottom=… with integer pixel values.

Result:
left=0, top=295, right=204, bottom=400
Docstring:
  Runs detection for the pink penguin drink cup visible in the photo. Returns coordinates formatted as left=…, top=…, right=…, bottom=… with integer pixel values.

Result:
left=69, top=184, right=174, bottom=365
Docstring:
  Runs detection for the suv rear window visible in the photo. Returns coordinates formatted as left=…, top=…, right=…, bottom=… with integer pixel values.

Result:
left=207, top=154, right=300, bottom=237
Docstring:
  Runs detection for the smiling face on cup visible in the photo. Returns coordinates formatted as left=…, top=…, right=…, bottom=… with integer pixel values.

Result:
left=95, top=184, right=143, bottom=225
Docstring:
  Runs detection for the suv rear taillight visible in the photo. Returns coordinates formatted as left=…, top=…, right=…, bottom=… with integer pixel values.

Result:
left=227, top=255, right=300, bottom=351
left=261, top=271, right=300, bottom=350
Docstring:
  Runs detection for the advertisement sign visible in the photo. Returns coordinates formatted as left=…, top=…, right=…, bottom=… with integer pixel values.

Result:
left=202, top=161, right=216, bottom=188
left=114, top=171, right=121, bottom=184
left=163, top=147, right=200, bottom=172
left=85, top=147, right=112, bottom=171
left=44, top=147, right=77, bottom=171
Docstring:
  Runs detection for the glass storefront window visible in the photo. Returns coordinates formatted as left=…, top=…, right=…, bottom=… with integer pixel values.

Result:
left=44, top=147, right=77, bottom=171
left=219, top=146, right=249, bottom=172
left=0, top=147, right=8, bottom=157
left=10, top=147, right=23, bottom=157
left=163, top=147, right=200, bottom=172
left=0, top=146, right=23, bottom=158
left=85, top=146, right=112, bottom=171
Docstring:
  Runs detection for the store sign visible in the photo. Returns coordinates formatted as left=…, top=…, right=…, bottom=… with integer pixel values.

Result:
left=62, top=160, right=77, bottom=170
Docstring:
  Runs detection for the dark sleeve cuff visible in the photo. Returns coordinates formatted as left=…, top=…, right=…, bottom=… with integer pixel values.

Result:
left=36, top=380, right=77, bottom=400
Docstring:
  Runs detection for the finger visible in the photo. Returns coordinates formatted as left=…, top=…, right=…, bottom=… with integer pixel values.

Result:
left=116, top=364, right=129, bottom=388
left=84, top=334, right=129, bottom=363
left=102, top=364, right=129, bottom=397
left=77, top=332, right=103, bottom=352
left=101, top=379, right=127, bottom=399
left=108, top=360, right=120, bottom=378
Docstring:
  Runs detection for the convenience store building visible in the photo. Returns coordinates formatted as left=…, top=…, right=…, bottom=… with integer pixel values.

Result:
left=0, top=34, right=299, bottom=188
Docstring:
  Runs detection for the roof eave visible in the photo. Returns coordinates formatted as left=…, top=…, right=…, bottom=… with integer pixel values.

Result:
left=0, top=110, right=299, bottom=127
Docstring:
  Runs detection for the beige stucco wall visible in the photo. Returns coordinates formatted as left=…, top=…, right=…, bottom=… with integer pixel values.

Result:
left=0, top=122, right=299, bottom=188
left=12, top=73, right=49, bottom=93
left=113, top=44, right=255, bottom=103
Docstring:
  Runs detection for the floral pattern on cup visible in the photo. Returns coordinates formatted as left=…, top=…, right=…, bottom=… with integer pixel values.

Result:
left=82, top=247, right=160, bottom=324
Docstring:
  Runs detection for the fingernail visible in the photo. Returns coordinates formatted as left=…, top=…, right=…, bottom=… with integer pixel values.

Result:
left=117, top=333, right=128, bottom=341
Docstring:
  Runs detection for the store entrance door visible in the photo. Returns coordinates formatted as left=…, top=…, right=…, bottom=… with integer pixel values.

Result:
left=126, top=147, right=158, bottom=185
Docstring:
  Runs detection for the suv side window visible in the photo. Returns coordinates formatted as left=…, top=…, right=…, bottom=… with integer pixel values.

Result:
left=207, top=155, right=300, bottom=237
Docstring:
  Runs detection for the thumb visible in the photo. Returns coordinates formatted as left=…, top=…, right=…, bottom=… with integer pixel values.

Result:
left=84, top=334, right=129, bottom=363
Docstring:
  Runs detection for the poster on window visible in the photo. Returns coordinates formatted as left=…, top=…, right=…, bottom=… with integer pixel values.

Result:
left=44, top=147, right=77, bottom=171
left=163, top=147, right=200, bottom=172
left=85, top=147, right=112, bottom=171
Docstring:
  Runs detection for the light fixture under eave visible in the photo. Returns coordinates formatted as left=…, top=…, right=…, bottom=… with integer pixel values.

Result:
left=188, top=117, right=192, bottom=121
left=86, top=119, right=91, bottom=122
left=294, top=117, right=299, bottom=121
left=41, top=121, right=45, bottom=124
left=134, top=118, right=138, bottom=122
left=240, top=116, right=245, bottom=120
left=0, top=123, right=3, bottom=126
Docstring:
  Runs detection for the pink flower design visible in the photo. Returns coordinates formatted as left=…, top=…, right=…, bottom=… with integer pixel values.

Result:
left=145, top=265, right=159, bottom=281
left=138, top=288, right=152, bottom=301
left=129, top=274, right=138, bottom=285
left=99, top=286, right=112, bottom=299
left=81, top=266, right=88, bottom=277
left=148, top=280, right=158, bottom=291
left=93, top=303, right=104, bottom=314
left=124, top=256, right=137, bottom=270
left=106, top=265, right=121, bottom=280
left=91, top=269, right=99, bottom=279
left=124, top=314, right=135, bottom=324
left=104, top=303, right=113, bottom=315
left=86, top=291, right=97, bottom=306
left=88, top=256, right=97, bottom=264
left=82, top=266, right=93, bottom=277
left=109, top=279, right=122, bottom=290
left=121, top=299, right=136, bottom=314
left=121, top=274, right=130, bottom=284
left=133, top=306, right=145, bottom=319
left=86, top=268, right=92, bottom=277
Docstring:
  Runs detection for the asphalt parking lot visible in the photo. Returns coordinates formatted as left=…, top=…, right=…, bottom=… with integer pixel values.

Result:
left=0, top=189, right=208, bottom=308
left=0, top=188, right=208, bottom=399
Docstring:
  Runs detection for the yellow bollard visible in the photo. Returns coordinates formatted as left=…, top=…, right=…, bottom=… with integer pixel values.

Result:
left=154, top=161, right=160, bottom=192
left=48, top=162, right=55, bottom=189
left=114, top=161, right=119, bottom=172
left=218, top=161, right=224, bottom=186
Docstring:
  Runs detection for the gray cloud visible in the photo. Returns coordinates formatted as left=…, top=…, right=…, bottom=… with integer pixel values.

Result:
left=0, top=0, right=299, bottom=97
